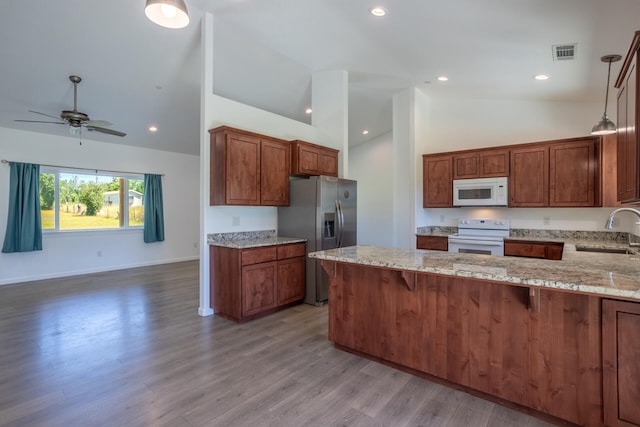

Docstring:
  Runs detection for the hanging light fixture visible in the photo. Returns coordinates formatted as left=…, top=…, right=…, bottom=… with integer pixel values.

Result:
left=145, top=0, right=190, bottom=29
left=591, top=54, right=622, bottom=135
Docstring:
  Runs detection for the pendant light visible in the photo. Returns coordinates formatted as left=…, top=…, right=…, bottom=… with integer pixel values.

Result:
left=591, top=54, right=622, bottom=135
left=145, top=0, right=190, bottom=29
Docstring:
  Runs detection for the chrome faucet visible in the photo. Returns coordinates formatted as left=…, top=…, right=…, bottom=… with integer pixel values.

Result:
left=604, top=207, right=640, bottom=229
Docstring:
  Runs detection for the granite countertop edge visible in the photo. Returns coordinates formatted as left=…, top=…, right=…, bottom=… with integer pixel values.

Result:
left=208, top=236, right=307, bottom=249
left=309, top=245, right=640, bottom=301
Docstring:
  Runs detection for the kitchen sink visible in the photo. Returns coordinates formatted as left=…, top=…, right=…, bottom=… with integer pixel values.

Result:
left=575, top=245, right=633, bottom=254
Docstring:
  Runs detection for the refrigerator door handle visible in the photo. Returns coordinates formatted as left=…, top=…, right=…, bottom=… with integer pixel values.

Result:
left=334, top=200, right=341, bottom=247
left=337, top=200, right=345, bottom=247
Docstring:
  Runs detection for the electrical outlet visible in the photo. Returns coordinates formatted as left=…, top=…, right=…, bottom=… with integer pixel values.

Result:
left=232, top=216, right=240, bottom=226
left=193, top=243, right=198, bottom=248
left=439, top=215, right=445, bottom=223
left=543, top=216, right=550, bottom=225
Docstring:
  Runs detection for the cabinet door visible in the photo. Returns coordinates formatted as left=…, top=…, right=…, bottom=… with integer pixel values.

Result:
left=277, top=257, right=305, bottom=305
left=603, top=299, right=640, bottom=427
left=617, top=54, right=638, bottom=202
left=319, top=150, right=338, bottom=177
left=453, top=153, right=479, bottom=179
left=261, top=138, right=290, bottom=206
left=480, top=149, right=509, bottom=177
left=226, top=133, right=261, bottom=206
left=241, top=262, right=277, bottom=317
left=549, top=139, right=598, bottom=207
left=423, top=154, right=453, bottom=207
left=297, top=144, right=320, bottom=175
left=509, top=146, right=549, bottom=207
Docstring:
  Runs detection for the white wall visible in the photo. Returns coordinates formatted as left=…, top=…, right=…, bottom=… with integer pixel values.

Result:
left=350, top=132, right=393, bottom=246
left=0, top=127, right=200, bottom=285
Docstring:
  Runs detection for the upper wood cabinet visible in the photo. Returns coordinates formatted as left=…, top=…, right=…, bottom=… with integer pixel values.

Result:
left=509, top=137, right=601, bottom=207
left=615, top=31, right=640, bottom=203
left=549, top=138, right=599, bottom=207
left=209, top=126, right=290, bottom=206
left=290, top=140, right=339, bottom=177
left=423, top=154, right=453, bottom=207
left=453, top=149, right=509, bottom=179
left=509, top=145, right=549, bottom=207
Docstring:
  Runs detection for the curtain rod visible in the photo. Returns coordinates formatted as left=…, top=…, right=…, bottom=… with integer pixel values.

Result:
left=1, top=159, right=164, bottom=177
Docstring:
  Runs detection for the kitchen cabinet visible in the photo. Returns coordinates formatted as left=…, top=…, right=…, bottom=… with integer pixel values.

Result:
left=509, top=145, right=549, bottom=207
left=453, top=149, right=509, bottom=179
left=416, top=235, right=448, bottom=251
left=503, top=239, right=563, bottom=260
left=615, top=31, right=640, bottom=203
left=209, top=126, right=290, bottom=206
left=210, top=242, right=306, bottom=322
left=423, top=154, right=453, bottom=207
left=549, top=138, right=599, bottom=207
left=290, top=140, right=339, bottom=177
left=602, top=299, right=640, bottom=427
left=510, top=137, right=600, bottom=207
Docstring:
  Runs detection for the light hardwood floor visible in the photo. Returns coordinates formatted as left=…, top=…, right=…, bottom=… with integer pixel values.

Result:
left=0, top=260, right=553, bottom=427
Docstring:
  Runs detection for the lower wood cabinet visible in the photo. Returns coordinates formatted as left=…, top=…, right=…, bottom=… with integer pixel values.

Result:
left=416, top=235, right=448, bottom=251
left=211, top=242, right=305, bottom=322
left=503, top=239, right=564, bottom=260
left=603, top=299, right=640, bottom=427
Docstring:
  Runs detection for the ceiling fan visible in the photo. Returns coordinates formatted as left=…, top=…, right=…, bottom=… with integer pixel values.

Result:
left=15, top=75, right=126, bottom=137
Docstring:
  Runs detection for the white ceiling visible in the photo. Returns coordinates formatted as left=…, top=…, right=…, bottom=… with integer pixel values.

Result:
left=1, top=0, right=639, bottom=156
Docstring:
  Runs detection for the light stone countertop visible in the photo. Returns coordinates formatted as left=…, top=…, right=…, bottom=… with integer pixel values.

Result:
left=309, top=245, right=640, bottom=301
left=208, top=235, right=306, bottom=249
left=207, top=229, right=306, bottom=249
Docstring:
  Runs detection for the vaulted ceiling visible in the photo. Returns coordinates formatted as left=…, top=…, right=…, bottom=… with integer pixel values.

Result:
left=1, top=0, right=639, bottom=156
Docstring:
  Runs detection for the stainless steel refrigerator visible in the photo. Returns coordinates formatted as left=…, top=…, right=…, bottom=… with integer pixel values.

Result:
left=278, top=176, right=357, bottom=305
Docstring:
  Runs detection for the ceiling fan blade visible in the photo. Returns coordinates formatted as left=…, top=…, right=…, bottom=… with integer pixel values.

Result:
left=15, top=119, right=65, bottom=124
left=28, top=110, right=62, bottom=120
left=86, top=125, right=126, bottom=137
left=84, top=120, right=113, bottom=127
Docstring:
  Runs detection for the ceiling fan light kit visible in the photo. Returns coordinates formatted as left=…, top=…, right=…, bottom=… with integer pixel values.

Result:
left=145, top=0, right=189, bottom=29
left=591, top=54, right=622, bottom=135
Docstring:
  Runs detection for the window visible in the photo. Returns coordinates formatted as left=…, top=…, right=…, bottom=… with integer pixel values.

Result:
left=40, top=169, right=144, bottom=231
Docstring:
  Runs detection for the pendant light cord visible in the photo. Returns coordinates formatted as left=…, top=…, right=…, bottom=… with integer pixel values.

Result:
left=603, top=58, right=612, bottom=117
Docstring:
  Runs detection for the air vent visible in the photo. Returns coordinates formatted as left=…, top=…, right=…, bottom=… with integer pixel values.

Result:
left=553, top=43, right=577, bottom=61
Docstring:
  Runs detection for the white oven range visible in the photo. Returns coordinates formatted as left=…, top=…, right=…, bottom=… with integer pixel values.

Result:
left=448, top=218, right=510, bottom=256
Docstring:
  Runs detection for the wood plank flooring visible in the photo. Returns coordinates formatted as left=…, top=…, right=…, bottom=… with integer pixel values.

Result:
left=0, top=261, right=553, bottom=427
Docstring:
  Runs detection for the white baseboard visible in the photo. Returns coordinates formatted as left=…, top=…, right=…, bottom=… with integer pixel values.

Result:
left=0, top=256, right=199, bottom=286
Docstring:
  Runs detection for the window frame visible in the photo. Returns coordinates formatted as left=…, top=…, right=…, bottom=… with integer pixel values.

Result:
left=40, top=167, right=144, bottom=233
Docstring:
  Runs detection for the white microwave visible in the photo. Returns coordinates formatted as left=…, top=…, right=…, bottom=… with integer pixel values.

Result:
left=453, top=177, right=508, bottom=206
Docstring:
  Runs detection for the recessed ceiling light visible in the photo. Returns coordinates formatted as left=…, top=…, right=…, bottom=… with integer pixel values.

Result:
left=534, top=74, right=550, bottom=80
left=370, top=7, right=387, bottom=17
left=305, top=108, right=312, bottom=114
left=148, top=125, right=158, bottom=132
left=437, top=76, right=448, bottom=82
left=362, top=130, right=369, bottom=135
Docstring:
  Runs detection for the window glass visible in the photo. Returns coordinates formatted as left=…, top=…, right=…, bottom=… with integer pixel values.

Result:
left=128, top=179, right=145, bottom=227
left=39, top=169, right=144, bottom=231
left=39, top=172, right=55, bottom=229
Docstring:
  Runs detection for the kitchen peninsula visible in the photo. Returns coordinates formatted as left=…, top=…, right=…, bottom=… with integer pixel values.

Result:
left=309, top=245, right=640, bottom=427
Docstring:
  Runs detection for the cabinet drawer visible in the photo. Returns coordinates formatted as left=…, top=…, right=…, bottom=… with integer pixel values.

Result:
left=504, top=240, right=563, bottom=260
left=242, top=246, right=277, bottom=265
left=416, top=235, right=448, bottom=251
left=277, top=242, right=306, bottom=260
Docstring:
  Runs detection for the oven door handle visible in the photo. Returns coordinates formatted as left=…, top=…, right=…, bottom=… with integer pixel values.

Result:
left=448, top=239, right=503, bottom=246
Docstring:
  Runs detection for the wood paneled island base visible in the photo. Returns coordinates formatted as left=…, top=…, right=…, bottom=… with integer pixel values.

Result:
left=321, top=260, right=604, bottom=427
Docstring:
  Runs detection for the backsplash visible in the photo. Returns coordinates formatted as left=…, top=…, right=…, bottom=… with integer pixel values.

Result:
left=417, top=226, right=635, bottom=245
left=509, top=228, right=630, bottom=243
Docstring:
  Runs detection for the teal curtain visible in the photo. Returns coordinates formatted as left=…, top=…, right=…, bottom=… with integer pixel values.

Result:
left=2, top=162, right=43, bottom=253
left=143, top=174, right=165, bottom=243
